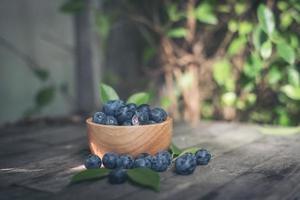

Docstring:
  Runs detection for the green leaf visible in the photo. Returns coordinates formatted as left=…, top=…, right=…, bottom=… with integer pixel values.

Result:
left=127, top=92, right=150, bottom=105
left=257, top=4, right=275, bottom=35
left=71, top=169, right=111, bottom=183
left=234, top=2, right=247, bottom=15
left=160, top=96, right=172, bottom=110
left=260, top=40, right=272, bottom=59
left=143, top=47, right=155, bottom=63
left=195, top=3, right=218, bottom=25
left=213, top=59, right=232, bottom=86
left=276, top=42, right=295, bottom=64
left=221, top=92, right=237, bottom=106
left=170, top=143, right=182, bottom=156
left=288, top=67, right=300, bottom=87
left=238, top=21, right=253, bottom=35
left=35, top=86, right=55, bottom=107
left=32, top=68, right=49, bottom=81
left=281, top=85, right=300, bottom=100
left=176, top=146, right=201, bottom=159
left=252, top=25, right=268, bottom=51
left=259, top=126, right=300, bottom=136
left=96, top=15, right=111, bottom=40
left=99, top=83, right=119, bottom=104
left=167, top=3, right=184, bottom=22
left=228, top=36, right=247, bottom=56
left=60, top=0, right=85, bottom=14
left=127, top=168, right=160, bottom=191
left=243, top=53, right=263, bottom=78
left=167, top=28, right=187, bottom=38
left=267, top=66, right=282, bottom=85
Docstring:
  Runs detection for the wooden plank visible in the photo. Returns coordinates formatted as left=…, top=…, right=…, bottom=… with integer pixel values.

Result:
left=0, top=185, right=51, bottom=200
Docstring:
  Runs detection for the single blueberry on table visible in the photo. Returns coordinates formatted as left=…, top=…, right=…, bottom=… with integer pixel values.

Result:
left=116, top=155, right=134, bottom=169
left=102, top=152, right=119, bottom=169
left=133, top=158, right=152, bottom=168
left=106, top=116, right=118, bottom=125
left=137, top=104, right=151, bottom=114
left=175, top=153, right=197, bottom=175
left=115, top=105, right=135, bottom=124
left=134, top=110, right=149, bottom=125
left=92, top=112, right=106, bottom=124
left=102, top=100, right=125, bottom=116
left=151, top=155, right=169, bottom=172
left=156, top=150, right=172, bottom=165
left=150, top=107, right=167, bottom=123
left=108, top=168, right=127, bottom=184
left=84, top=154, right=102, bottom=169
left=195, top=149, right=211, bottom=165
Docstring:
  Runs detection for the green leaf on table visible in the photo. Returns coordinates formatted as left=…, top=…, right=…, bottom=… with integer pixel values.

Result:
left=71, top=168, right=111, bottom=183
left=281, top=85, right=300, bottom=100
left=260, top=40, right=272, bottom=59
left=176, top=147, right=201, bottom=159
left=170, top=143, right=182, bottom=156
left=257, top=4, right=275, bottom=35
left=195, top=3, right=218, bottom=25
left=127, top=92, right=150, bottom=105
left=99, top=83, right=119, bottom=104
left=35, top=86, right=55, bottom=107
left=276, top=42, right=295, bottom=64
left=167, top=28, right=187, bottom=38
left=127, top=168, right=160, bottom=191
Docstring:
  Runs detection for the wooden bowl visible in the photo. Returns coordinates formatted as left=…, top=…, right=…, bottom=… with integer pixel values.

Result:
left=86, top=117, right=173, bottom=158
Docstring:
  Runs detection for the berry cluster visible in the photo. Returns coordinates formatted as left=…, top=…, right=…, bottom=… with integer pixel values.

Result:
left=84, top=149, right=211, bottom=184
left=92, top=100, right=167, bottom=126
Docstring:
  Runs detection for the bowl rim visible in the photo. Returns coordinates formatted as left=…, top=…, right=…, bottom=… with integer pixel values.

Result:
left=86, top=117, right=172, bottom=129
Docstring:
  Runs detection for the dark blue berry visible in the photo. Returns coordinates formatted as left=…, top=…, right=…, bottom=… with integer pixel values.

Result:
left=150, top=108, right=167, bottom=123
left=134, top=110, right=149, bottom=125
left=136, top=153, right=151, bottom=159
left=108, top=168, right=127, bottom=184
left=92, top=112, right=106, bottom=124
left=195, top=149, right=211, bottom=165
left=115, top=105, right=135, bottom=124
left=175, top=153, right=197, bottom=175
left=133, top=158, right=152, bottom=168
left=137, top=104, right=151, bottom=113
left=84, top=154, right=102, bottom=169
left=151, top=155, right=169, bottom=172
left=126, top=103, right=137, bottom=112
left=116, top=155, right=134, bottom=169
left=106, top=116, right=118, bottom=125
left=157, top=150, right=172, bottom=165
left=122, top=120, right=132, bottom=126
left=102, top=152, right=118, bottom=169
left=102, top=100, right=125, bottom=116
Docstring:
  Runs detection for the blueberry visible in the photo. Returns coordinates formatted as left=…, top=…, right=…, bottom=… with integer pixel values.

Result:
left=195, top=149, right=211, bottom=165
left=84, top=154, right=102, bottom=169
left=106, top=116, right=118, bottom=125
left=122, top=120, right=132, bottom=126
left=92, top=112, right=106, bottom=124
left=108, top=168, right=127, bottom=184
left=126, top=103, right=137, bottom=112
left=151, top=155, right=169, bottom=172
left=147, top=120, right=156, bottom=124
left=137, top=104, right=151, bottom=113
left=116, top=155, right=134, bottom=169
left=116, top=105, right=135, bottom=124
left=175, top=153, right=197, bottom=175
left=136, top=153, right=151, bottom=159
left=150, top=108, right=167, bottom=123
left=134, top=110, right=149, bottom=125
left=131, top=114, right=140, bottom=126
left=156, top=150, right=172, bottom=165
left=133, top=158, right=152, bottom=168
left=102, top=100, right=125, bottom=116
left=102, top=152, right=118, bottom=169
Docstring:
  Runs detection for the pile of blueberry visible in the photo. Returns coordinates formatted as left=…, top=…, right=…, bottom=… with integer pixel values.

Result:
left=92, top=100, right=168, bottom=126
left=84, top=149, right=211, bottom=184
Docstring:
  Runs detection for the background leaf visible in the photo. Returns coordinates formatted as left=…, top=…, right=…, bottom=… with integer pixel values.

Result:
left=60, top=0, right=84, bottom=13
left=260, top=40, right=272, bottom=59
left=167, top=28, right=187, bottom=38
left=127, top=168, right=160, bottom=191
left=276, top=42, right=295, bottom=64
left=281, top=85, right=300, bottom=100
left=71, top=168, right=111, bottom=183
left=127, top=92, right=150, bottom=105
left=99, top=83, right=119, bottom=103
left=195, top=3, right=218, bottom=25
left=35, top=86, right=55, bottom=107
left=32, top=68, right=49, bottom=81
left=257, top=4, right=275, bottom=35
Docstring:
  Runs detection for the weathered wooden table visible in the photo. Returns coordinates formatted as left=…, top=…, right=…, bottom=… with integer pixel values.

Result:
left=1, top=121, right=300, bottom=200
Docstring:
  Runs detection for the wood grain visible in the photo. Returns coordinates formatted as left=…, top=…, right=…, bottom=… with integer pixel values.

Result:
left=86, top=117, right=173, bottom=157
